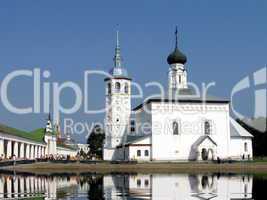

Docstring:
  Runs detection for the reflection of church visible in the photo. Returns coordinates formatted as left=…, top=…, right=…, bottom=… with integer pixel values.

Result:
left=104, top=173, right=253, bottom=200
left=0, top=173, right=253, bottom=199
left=103, top=29, right=253, bottom=161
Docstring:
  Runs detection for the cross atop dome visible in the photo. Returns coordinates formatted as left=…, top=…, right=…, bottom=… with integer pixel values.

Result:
left=167, top=27, right=187, bottom=65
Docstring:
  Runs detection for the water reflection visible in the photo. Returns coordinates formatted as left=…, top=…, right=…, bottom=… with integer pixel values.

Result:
left=0, top=172, right=259, bottom=199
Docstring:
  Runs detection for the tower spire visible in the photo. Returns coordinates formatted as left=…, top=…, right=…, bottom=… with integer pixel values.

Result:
left=113, top=28, right=122, bottom=68
left=175, top=26, right=178, bottom=49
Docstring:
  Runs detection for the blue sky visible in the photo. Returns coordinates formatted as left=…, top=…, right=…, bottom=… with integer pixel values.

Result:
left=0, top=0, right=266, bottom=143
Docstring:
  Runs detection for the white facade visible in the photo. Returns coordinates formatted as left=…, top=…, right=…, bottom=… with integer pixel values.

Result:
left=0, top=115, right=78, bottom=160
left=103, top=31, right=253, bottom=161
left=0, top=132, right=46, bottom=159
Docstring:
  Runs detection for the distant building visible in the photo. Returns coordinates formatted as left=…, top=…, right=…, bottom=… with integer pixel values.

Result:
left=77, top=144, right=90, bottom=154
left=0, top=113, right=78, bottom=159
left=103, top=29, right=253, bottom=161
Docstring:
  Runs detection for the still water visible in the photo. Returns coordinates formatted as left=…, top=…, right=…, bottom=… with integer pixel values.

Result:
left=0, top=171, right=265, bottom=199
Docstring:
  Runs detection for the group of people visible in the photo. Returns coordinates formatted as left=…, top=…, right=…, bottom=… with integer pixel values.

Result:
left=0, top=153, right=78, bottom=162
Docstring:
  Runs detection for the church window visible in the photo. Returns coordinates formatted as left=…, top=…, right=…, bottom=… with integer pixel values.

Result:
left=244, top=142, right=248, bottom=152
left=179, top=75, right=181, bottom=84
left=145, top=150, right=149, bottom=156
left=107, top=83, right=111, bottom=94
left=173, top=121, right=179, bottom=135
left=145, top=180, right=149, bottom=187
left=130, top=120, right=135, bottom=133
left=137, top=150, right=141, bottom=157
left=125, top=83, right=129, bottom=94
left=204, top=120, right=211, bottom=135
left=115, top=82, right=121, bottom=92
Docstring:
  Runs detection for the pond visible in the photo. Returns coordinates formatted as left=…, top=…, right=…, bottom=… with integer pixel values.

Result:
left=0, top=171, right=265, bottom=199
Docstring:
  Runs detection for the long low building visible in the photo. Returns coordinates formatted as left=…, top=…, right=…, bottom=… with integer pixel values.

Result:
left=0, top=115, right=78, bottom=160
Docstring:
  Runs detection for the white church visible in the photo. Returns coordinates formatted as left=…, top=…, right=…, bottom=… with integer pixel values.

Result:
left=103, top=29, right=253, bottom=162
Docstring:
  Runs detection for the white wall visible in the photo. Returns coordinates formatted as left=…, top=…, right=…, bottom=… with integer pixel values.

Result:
left=230, top=137, right=253, bottom=160
left=150, top=102, right=231, bottom=160
left=128, top=145, right=151, bottom=161
left=56, top=147, right=77, bottom=157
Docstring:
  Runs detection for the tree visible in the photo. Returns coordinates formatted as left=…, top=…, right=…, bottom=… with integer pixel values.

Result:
left=87, top=125, right=105, bottom=159
left=87, top=176, right=104, bottom=200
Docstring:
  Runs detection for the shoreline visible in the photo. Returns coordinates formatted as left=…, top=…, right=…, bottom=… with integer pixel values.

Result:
left=2, top=162, right=267, bottom=174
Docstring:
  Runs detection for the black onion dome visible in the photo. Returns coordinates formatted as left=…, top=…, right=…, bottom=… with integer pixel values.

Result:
left=167, top=27, right=187, bottom=65
left=167, top=48, right=187, bottom=65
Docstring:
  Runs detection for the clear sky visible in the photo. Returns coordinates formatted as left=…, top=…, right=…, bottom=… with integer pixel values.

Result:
left=0, top=0, right=266, bottom=143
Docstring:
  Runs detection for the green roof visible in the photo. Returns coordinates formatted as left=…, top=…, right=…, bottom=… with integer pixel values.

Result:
left=0, top=123, right=45, bottom=144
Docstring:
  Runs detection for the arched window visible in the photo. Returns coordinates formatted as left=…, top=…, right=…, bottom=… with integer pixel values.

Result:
left=244, top=142, right=248, bottom=152
left=125, top=83, right=129, bottom=94
left=204, top=120, right=211, bottom=135
left=145, top=150, right=149, bottom=156
left=115, top=82, right=121, bottom=92
left=137, top=150, right=141, bottom=157
left=107, top=83, right=111, bottom=94
left=173, top=121, right=179, bottom=135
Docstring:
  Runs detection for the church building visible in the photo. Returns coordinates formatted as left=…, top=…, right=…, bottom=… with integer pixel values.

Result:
left=103, top=29, right=253, bottom=162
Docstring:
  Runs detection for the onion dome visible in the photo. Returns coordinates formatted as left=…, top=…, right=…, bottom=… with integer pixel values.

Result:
left=167, top=27, right=187, bottom=65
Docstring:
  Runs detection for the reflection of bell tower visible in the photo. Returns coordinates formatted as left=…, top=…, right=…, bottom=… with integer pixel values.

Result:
left=103, top=30, right=131, bottom=161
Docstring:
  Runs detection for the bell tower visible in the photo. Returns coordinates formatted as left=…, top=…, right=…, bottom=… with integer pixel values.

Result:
left=103, top=31, right=131, bottom=161
left=167, top=27, right=188, bottom=94
left=44, top=113, right=57, bottom=156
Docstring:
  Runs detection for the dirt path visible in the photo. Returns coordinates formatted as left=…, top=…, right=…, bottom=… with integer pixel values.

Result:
left=3, top=162, right=267, bottom=174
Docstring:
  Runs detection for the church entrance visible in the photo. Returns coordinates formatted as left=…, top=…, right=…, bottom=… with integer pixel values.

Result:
left=201, top=148, right=208, bottom=160
left=192, top=136, right=217, bottom=161
left=201, top=148, right=215, bottom=161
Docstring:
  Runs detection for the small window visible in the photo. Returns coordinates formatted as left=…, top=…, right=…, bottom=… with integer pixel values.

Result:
left=137, top=150, right=141, bottom=157
left=173, top=121, right=179, bottom=135
left=107, top=83, right=111, bottom=94
left=115, top=82, right=121, bottom=92
left=145, top=150, right=149, bottom=156
left=179, top=75, right=181, bottom=84
left=145, top=180, right=149, bottom=187
left=137, top=179, right=141, bottom=187
left=204, top=121, right=211, bottom=135
left=130, top=120, right=135, bottom=133
left=244, top=142, right=248, bottom=152
left=125, top=83, right=129, bottom=94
